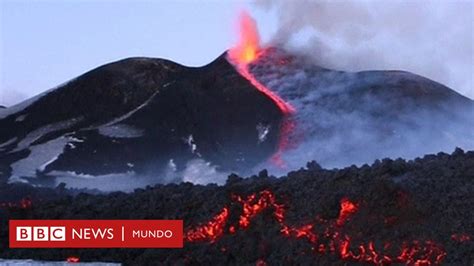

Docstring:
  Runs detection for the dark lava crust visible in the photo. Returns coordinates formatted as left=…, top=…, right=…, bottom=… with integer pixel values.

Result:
left=0, top=148, right=472, bottom=265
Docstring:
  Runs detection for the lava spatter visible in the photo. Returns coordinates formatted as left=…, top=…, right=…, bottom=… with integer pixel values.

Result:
left=184, top=189, right=447, bottom=265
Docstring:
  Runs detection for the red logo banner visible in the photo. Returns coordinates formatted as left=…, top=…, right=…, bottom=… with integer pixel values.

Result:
left=9, top=220, right=183, bottom=248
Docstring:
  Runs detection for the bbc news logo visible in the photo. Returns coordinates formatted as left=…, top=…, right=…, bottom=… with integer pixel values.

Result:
left=10, top=220, right=183, bottom=248
left=16, top=226, right=66, bottom=241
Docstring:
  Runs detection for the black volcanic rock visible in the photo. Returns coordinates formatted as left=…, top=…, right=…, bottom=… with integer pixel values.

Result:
left=0, top=149, right=472, bottom=265
left=0, top=54, right=283, bottom=187
left=51, top=55, right=282, bottom=176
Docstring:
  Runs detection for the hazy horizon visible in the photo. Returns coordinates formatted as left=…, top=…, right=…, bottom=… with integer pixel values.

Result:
left=1, top=0, right=472, bottom=106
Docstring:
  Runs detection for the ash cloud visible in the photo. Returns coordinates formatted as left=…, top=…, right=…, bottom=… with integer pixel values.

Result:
left=254, top=0, right=473, bottom=99
left=247, top=48, right=474, bottom=175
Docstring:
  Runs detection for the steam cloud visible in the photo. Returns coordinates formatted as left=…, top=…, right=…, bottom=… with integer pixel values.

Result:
left=254, top=0, right=473, bottom=99
left=247, top=48, right=474, bottom=175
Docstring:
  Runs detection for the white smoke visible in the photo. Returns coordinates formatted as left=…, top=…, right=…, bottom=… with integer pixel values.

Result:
left=181, top=159, right=229, bottom=185
left=247, top=47, right=474, bottom=174
left=254, top=0, right=473, bottom=99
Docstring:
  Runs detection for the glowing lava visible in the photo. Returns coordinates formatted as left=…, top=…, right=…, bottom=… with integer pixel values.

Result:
left=184, top=207, right=229, bottom=243
left=228, top=11, right=294, bottom=115
left=185, top=189, right=447, bottom=265
left=229, top=11, right=260, bottom=64
left=337, top=197, right=358, bottom=226
left=227, top=11, right=296, bottom=167
left=66, top=256, right=80, bottom=263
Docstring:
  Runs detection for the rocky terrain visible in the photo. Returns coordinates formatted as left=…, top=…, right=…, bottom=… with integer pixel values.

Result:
left=0, top=148, right=472, bottom=265
left=0, top=54, right=282, bottom=189
left=1, top=48, right=473, bottom=190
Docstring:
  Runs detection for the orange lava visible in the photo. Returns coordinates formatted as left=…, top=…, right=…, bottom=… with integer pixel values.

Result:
left=184, top=207, right=229, bottom=243
left=337, top=197, right=358, bottom=226
left=229, top=56, right=295, bottom=116
left=227, top=11, right=294, bottom=115
left=227, top=11, right=296, bottom=167
left=184, top=189, right=447, bottom=265
left=66, top=256, right=80, bottom=263
left=229, top=11, right=260, bottom=64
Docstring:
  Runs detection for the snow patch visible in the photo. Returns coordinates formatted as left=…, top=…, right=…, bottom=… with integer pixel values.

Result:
left=0, top=137, right=17, bottom=151
left=256, top=123, right=270, bottom=143
left=12, top=117, right=82, bottom=152
left=51, top=170, right=154, bottom=192
left=10, top=136, right=69, bottom=182
left=15, top=114, right=27, bottom=122
left=98, top=124, right=144, bottom=138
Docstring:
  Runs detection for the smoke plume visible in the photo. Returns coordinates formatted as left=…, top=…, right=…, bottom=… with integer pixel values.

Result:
left=254, top=0, right=473, bottom=99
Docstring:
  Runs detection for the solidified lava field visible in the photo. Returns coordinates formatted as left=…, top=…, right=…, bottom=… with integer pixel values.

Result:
left=0, top=148, right=473, bottom=265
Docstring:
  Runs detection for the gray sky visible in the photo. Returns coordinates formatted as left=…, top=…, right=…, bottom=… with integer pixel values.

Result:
left=1, top=0, right=472, bottom=106
left=0, top=0, right=277, bottom=106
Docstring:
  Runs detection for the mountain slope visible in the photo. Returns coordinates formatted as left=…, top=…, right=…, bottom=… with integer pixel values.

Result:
left=0, top=54, right=283, bottom=188
left=0, top=48, right=473, bottom=189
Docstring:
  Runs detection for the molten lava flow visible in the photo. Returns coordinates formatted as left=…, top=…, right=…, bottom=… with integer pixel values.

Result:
left=184, top=189, right=447, bottom=265
left=184, top=207, right=229, bottom=243
left=227, top=11, right=296, bottom=167
left=228, top=11, right=294, bottom=114
left=336, top=197, right=358, bottom=226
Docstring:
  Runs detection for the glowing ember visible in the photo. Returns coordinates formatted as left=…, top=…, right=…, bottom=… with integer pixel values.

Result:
left=184, top=189, right=447, bottom=265
left=229, top=11, right=260, bottom=64
left=184, top=207, right=229, bottom=243
left=0, top=197, right=32, bottom=210
left=451, top=233, right=471, bottom=243
left=336, top=197, right=358, bottom=226
left=66, top=256, right=80, bottom=263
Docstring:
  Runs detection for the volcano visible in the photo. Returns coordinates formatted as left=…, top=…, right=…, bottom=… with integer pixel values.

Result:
left=1, top=37, right=473, bottom=266
left=1, top=46, right=473, bottom=190
left=0, top=53, right=285, bottom=189
left=0, top=44, right=474, bottom=190
left=1, top=10, right=472, bottom=189
left=1, top=7, right=473, bottom=266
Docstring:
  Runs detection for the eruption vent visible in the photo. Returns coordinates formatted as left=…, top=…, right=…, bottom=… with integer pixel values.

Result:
left=228, top=11, right=295, bottom=115
left=228, top=11, right=260, bottom=64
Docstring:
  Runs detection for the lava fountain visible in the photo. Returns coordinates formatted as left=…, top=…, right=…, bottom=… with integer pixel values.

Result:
left=228, top=11, right=295, bottom=115
left=227, top=11, right=296, bottom=167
